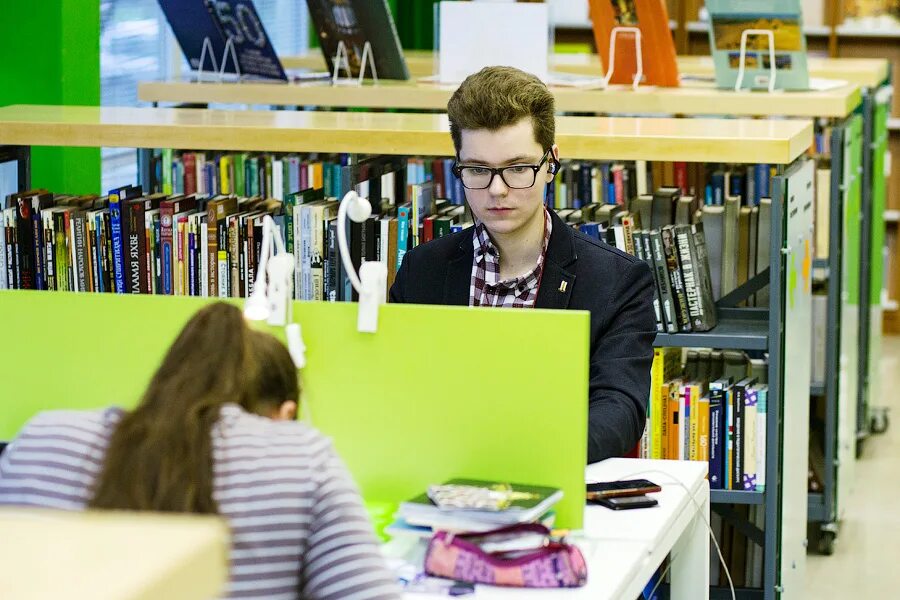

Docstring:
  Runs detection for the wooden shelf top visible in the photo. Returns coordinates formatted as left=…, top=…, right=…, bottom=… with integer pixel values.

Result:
left=281, top=50, right=889, bottom=90
left=0, top=104, right=811, bottom=164
left=139, top=77, right=860, bottom=119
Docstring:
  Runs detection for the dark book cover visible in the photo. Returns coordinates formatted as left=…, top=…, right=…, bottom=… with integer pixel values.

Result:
left=307, top=0, right=409, bottom=80
left=634, top=230, right=663, bottom=332
left=325, top=216, right=337, bottom=302
left=660, top=225, right=691, bottom=332
left=649, top=229, right=677, bottom=334
left=677, top=222, right=718, bottom=331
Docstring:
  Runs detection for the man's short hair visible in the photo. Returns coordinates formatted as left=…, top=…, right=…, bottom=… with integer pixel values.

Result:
left=447, top=66, right=556, bottom=156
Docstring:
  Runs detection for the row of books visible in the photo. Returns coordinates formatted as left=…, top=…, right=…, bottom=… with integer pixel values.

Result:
left=148, top=149, right=775, bottom=215
left=547, top=160, right=773, bottom=211
left=640, top=348, right=768, bottom=492
left=0, top=183, right=471, bottom=300
left=575, top=184, right=772, bottom=333
left=151, top=150, right=469, bottom=207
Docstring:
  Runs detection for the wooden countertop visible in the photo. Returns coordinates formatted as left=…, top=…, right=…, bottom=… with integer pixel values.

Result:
left=0, top=104, right=811, bottom=164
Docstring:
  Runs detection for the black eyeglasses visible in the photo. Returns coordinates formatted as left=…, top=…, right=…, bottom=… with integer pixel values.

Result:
left=452, top=149, right=552, bottom=190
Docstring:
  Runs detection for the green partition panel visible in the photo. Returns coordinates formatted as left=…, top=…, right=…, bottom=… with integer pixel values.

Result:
left=0, top=291, right=589, bottom=528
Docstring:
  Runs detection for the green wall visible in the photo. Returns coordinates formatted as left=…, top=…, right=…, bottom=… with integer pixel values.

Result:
left=0, top=0, right=100, bottom=194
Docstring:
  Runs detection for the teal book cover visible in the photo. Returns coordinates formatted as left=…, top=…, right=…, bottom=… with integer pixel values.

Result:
left=706, top=0, right=810, bottom=91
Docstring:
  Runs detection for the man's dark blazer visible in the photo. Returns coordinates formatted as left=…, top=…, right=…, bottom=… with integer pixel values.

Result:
left=389, top=209, right=657, bottom=463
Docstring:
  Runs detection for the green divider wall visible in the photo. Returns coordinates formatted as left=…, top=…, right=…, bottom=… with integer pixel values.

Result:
left=0, top=291, right=589, bottom=529
left=0, top=1, right=100, bottom=194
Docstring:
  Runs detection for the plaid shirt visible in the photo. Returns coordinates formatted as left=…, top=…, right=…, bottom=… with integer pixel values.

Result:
left=470, top=209, right=552, bottom=308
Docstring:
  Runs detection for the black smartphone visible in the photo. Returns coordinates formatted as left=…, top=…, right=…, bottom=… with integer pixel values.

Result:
left=592, top=494, right=659, bottom=510
left=585, top=479, right=661, bottom=499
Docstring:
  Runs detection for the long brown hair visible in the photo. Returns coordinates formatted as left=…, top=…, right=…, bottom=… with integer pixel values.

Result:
left=89, top=302, right=299, bottom=514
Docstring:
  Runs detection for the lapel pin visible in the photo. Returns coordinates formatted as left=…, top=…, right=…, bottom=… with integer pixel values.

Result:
left=558, top=281, right=568, bottom=293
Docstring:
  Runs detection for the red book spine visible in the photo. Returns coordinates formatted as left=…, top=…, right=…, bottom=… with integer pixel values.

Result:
left=674, top=162, right=689, bottom=196
left=183, top=153, right=197, bottom=196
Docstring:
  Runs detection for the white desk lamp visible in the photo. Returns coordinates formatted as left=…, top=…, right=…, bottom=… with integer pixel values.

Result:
left=337, top=190, right=387, bottom=333
left=244, top=214, right=306, bottom=368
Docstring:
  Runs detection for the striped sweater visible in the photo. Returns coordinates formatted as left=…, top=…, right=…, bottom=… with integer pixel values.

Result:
left=0, top=405, right=400, bottom=600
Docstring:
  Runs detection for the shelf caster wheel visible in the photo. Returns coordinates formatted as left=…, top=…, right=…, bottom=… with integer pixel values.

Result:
left=818, top=529, right=836, bottom=556
left=871, top=409, right=890, bottom=435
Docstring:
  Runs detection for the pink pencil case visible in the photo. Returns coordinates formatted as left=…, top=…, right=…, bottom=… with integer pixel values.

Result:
left=424, top=523, right=588, bottom=588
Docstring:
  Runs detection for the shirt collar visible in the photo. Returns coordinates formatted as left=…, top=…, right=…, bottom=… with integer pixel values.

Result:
left=473, top=208, right=552, bottom=285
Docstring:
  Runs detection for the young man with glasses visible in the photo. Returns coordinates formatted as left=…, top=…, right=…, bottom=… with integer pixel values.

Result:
left=389, top=66, right=657, bottom=463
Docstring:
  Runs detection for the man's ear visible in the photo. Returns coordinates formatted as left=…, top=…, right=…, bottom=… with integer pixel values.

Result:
left=277, top=400, right=298, bottom=421
left=547, top=145, right=560, bottom=180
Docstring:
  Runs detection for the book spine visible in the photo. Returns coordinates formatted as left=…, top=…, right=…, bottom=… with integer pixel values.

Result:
left=709, top=387, right=724, bottom=489
left=32, top=203, right=46, bottom=290
left=661, top=226, right=691, bottom=332
left=188, top=222, right=196, bottom=297
left=650, top=349, right=663, bottom=460
left=218, top=250, right=229, bottom=297
left=207, top=204, right=218, bottom=297
left=300, top=205, right=312, bottom=301
left=690, top=223, right=718, bottom=331
left=637, top=232, right=664, bottom=332
left=698, top=394, right=710, bottom=463
left=397, top=206, right=410, bottom=268
left=55, top=212, right=69, bottom=292
left=725, top=388, right=734, bottom=489
left=200, top=221, right=209, bottom=298
left=311, top=207, right=326, bottom=301
left=733, top=384, right=745, bottom=489
left=74, top=214, right=87, bottom=292
left=217, top=218, right=228, bottom=297
left=650, top=230, right=677, bottom=333
left=756, top=388, right=767, bottom=492
left=0, top=209, right=7, bottom=290
left=109, top=194, right=126, bottom=294
left=145, top=212, right=155, bottom=294
left=16, top=199, right=35, bottom=289
left=743, top=388, right=758, bottom=491
left=688, top=385, right=699, bottom=461
left=229, top=217, right=240, bottom=298
left=127, top=201, right=144, bottom=294
left=675, top=225, right=702, bottom=329
left=43, top=211, right=54, bottom=291
left=91, top=214, right=103, bottom=292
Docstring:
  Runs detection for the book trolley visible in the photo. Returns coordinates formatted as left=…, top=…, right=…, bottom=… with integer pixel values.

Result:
left=0, top=104, right=812, bottom=598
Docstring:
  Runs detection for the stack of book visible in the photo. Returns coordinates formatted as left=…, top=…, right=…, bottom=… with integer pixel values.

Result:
left=387, top=479, right=562, bottom=540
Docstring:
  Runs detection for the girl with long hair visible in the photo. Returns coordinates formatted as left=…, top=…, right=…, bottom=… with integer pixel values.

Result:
left=0, top=302, right=398, bottom=600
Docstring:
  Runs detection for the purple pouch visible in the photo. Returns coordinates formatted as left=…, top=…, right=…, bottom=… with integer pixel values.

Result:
left=424, top=523, right=588, bottom=588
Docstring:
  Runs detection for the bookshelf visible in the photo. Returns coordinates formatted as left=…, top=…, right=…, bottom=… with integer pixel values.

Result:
left=0, top=104, right=811, bottom=600
left=138, top=78, right=861, bottom=119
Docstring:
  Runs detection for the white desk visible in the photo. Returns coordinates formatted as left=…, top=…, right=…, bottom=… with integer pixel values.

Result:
left=385, top=458, right=710, bottom=599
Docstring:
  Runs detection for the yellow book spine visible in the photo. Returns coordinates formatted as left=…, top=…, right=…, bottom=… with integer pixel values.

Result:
left=221, top=156, right=232, bottom=195
left=650, top=349, right=663, bottom=459
left=176, top=220, right=185, bottom=296
left=698, top=394, right=710, bottom=463
left=313, top=162, right=324, bottom=190
left=659, top=381, right=670, bottom=460
left=689, top=385, right=700, bottom=461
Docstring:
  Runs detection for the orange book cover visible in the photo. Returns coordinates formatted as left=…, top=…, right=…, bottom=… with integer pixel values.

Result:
left=588, top=0, right=679, bottom=87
